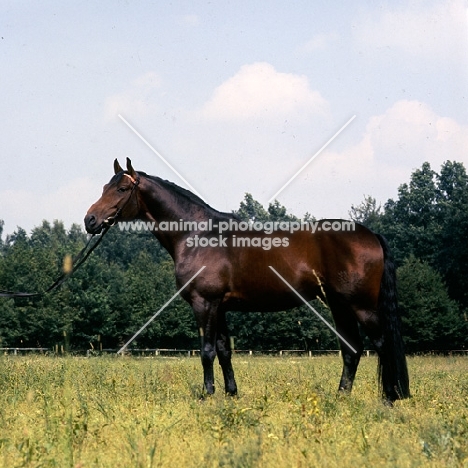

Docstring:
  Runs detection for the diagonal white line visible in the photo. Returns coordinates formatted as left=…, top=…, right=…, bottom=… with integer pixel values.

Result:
left=117, top=266, right=206, bottom=354
left=268, top=266, right=357, bottom=354
left=118, top=114, right=207, bottom=202
left=267, top=115, right=356, bottom=203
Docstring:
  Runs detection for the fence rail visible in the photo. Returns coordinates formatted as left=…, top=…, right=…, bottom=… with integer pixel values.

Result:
left=1, top=347, right=467, bottom=357
left=0, top=348, right=49, bottom=355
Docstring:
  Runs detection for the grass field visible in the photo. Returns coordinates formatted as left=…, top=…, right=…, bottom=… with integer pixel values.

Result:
left=0, top=355, right=467, bottom=468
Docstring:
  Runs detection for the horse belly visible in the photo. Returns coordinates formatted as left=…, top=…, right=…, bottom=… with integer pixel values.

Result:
left=222, top=244, right=321, bottom=312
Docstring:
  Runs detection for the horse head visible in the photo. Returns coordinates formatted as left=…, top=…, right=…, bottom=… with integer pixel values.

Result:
left=84, top=158, right=140, bottom=234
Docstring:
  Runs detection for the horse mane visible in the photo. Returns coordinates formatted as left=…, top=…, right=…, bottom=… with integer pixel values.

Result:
left=139, top=172, right=238, bottom=220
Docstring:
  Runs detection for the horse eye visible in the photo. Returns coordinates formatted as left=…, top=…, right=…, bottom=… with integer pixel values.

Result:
left=117, top=187, right=127, bottom=193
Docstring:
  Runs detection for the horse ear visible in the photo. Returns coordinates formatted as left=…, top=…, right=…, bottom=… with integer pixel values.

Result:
left=126, top=157, right=136, bottom=178
left=114, top=159, right=123, bottom=174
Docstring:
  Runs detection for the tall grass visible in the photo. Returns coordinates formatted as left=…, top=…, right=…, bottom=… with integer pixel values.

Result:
left=0, top=355, right=466, bottom=467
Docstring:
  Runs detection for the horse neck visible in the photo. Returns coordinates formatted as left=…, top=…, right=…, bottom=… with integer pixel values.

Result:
left=138, top=175, right=217, bottom=257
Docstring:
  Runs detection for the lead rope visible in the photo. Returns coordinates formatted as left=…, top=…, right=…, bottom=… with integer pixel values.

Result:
left=0, top=226, right=110, bottom=298
left=0, top=173, right=139, bottom=299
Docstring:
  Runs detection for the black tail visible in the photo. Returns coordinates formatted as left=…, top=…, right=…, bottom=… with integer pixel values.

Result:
left=376, top=234, right=410, bottom=401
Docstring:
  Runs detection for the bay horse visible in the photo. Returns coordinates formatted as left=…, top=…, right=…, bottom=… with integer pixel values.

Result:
left=85, top=158, right=410, bottom=403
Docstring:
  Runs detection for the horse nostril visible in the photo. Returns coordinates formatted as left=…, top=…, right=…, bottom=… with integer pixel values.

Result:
left=86, top=215, right=96, bottom=227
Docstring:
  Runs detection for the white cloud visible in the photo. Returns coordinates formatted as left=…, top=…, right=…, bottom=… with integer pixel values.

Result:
left=366, top=100, right=468, bottom=167
left=283, top=99, right=468, bottom=218
left=177, top=63, right=334, bottom=212
left=354, top=0, right=467, bottom=59
left=200, top=62, right=330, bottom=123
left=104, top=72, right=162, bottom=121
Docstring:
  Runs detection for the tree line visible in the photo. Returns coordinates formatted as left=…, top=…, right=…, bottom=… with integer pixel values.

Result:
left=0, top=160, right=467, bottom=352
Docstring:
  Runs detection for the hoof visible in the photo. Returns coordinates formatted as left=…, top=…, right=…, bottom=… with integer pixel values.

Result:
left=199, top=384, right=215, bottom=401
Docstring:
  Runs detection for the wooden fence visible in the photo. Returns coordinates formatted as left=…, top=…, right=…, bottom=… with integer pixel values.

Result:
left=1, top=347, right=467, bottom=357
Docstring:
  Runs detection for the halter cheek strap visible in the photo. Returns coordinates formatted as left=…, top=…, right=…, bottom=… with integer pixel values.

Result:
left=123, top=173, right=138, bottom=184
left=104, top=173, right=140, bottom=226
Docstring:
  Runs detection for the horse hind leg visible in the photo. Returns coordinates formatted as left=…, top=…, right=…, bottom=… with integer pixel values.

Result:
left=330, top=299, right=364, bottom=394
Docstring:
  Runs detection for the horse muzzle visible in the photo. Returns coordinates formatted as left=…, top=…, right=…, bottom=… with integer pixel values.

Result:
left=84, top=214, right=105, bottom=234
left=85, top=210, right=121, bottom=234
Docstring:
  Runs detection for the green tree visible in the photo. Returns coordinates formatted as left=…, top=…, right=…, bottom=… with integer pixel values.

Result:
left=267, top=200, right=298, bottom=222
left=2, top=160, right=468, bottom=353
left=435, top=161, right=468, bottom=308
left=379, top=161, right=468, bottom=313
left=397, top=256, right=466, bottom=351
left=0, top=220, right=4, bottom=253
left=234, top=193, right=270, bottom=222
left=106, top=253, right=196, bottom=350
left=381, top=162, right=441, bottom=265
left=0, top=297, right=20, bottom=347
left=349, top=196, right=383, bottom=232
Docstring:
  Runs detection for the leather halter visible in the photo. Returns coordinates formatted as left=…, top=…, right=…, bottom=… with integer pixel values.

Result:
left=104, top=172, right=140, bottom=227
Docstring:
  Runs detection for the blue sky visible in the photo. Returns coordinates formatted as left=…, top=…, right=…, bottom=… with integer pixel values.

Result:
left=1, top=0, right=467, bottom=235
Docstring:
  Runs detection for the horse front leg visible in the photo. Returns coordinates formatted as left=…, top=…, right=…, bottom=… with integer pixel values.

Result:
left=216, top=309, right=237, bottom=396
left=200, top=328, right=217, bottom=395
left=194, top=299, right=220, bottom=396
